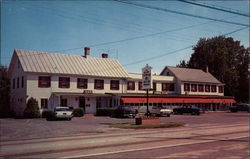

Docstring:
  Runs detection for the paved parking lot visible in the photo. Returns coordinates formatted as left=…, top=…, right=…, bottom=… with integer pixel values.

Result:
left=0, top=112, right=249, bottom=158
left=1, top=112, right=249, bottom=141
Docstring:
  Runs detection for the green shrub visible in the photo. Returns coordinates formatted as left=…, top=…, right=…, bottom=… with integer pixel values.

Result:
left=73, top=108, right=84, bottom=117
left=24, top=97, right=40, bottom=118
left=96, top=108, right=116, bottom=116
left=42, top=110, right=54, bottom=119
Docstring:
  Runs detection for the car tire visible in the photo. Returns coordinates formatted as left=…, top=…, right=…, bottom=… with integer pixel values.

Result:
left=167, top=114, right=170, bottom=117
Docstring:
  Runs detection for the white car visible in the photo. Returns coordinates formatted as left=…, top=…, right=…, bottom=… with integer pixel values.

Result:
left=138, top=106, right=171, bottom=117
left=159, top=108, right=172, bottom=117
left=54, top=107, right=73, bottom=120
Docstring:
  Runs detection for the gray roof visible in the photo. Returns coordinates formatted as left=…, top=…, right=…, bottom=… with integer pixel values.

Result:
left=12, top=49, right=129, bottom=78
left=163, top=66, right=222, bottom=84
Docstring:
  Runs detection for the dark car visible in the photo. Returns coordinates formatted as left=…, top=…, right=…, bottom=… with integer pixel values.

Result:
left=113, top=106, right=138, bottom=118
left=173, top=105, right=202, bottom=115
left=230, top=103, right=250, bottom=113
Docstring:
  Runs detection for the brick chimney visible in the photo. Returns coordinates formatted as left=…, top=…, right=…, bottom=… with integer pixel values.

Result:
left=205, top=66, right=209, bottom=73
left=84, top=47, right=90, bottom=58
left=102, top=53, right=108, bottom=58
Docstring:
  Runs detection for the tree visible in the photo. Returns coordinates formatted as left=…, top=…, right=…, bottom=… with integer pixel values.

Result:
left=24, top=97, right=40, bottom=118
left=176, top=60, right=188, bottom=68
left=0, top=65, right=12, bottom=117
left=177, top=36, right=249, bottom=102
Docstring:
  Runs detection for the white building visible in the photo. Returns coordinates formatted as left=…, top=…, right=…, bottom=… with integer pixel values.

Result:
left=8, top=48, right=235, bottom=116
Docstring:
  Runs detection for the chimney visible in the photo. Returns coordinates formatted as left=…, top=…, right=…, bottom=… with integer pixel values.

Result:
left=205, top=66, right=209, bottom=73
left=84, top=47, right=90, bottom=57
left=101, top=53, right=108, bottom=58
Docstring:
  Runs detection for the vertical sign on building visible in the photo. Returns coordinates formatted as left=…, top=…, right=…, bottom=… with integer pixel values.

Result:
left=142, top=64, right=152, bottom=90
left=142, top=64, right=152, bottom=117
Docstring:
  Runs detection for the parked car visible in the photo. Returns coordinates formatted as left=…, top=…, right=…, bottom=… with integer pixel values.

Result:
left=173, top=105, right=202, bottom=115
left=230, top=103, right=250, bottom=113
left=113, top=106, right=138, bottom=118
left=53, top=107, right=73, bottom=120
left=138, top=106, right=171, bottom=117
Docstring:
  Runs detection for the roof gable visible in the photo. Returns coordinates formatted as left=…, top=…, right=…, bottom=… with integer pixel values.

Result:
left=161, top=66, right=222, bottom=84
left=13, top=49, right=129, bottom=78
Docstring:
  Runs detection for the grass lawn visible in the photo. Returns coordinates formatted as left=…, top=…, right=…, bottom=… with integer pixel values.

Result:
left=110, top=122, right=185, bottom=129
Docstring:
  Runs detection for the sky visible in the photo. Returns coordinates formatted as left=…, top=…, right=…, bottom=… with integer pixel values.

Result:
left=1, top=0, right=249, bottom=74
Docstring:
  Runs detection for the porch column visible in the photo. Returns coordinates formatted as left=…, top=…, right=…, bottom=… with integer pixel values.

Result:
left=58, top=95, right=61, bottom=107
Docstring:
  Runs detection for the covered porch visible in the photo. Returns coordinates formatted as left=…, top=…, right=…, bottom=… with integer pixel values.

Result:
left=51, top=92, right=113, bottom=114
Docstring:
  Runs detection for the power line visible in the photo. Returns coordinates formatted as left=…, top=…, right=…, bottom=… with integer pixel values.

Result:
left=178, top=0, right=250, bottom=17
left=85, top=26, right=249, bottom=74
left=115, top=0, right=249, bottom=27
left=7, top=26, right=247, bottom=76
left=48, top=23, right=201, bottom=53
left=50, top=16, right=233, bottom=53
left=23, top=4, right=193, bottom=47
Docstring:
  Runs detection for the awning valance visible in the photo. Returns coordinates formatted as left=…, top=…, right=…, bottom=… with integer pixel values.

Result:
left=121, top=97, right=236, bottom=103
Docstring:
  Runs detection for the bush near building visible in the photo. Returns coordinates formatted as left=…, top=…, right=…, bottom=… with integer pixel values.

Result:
left=95, top=108, right=116, bottom=116
left=23, top=97, right=40, bottom=118
left=72, top=108, right=84, bottom=117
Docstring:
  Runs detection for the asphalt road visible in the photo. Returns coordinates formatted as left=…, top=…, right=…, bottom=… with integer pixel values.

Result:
left=0, top=112, right=249, bottom=158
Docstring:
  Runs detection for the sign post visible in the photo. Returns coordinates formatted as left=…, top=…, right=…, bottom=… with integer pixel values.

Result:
left=142, top=64, right=152, bottom=118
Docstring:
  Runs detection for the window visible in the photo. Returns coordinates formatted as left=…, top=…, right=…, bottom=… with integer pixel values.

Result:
left=94, top=79, right=104, bottom=90
left=127, top=81, right=135, bottom=90
left=13, top=78, right=15, bottom=89
left=17, top=77, right=19, bottom=88
left=191, top=84, right=197, bottom=92
left=110, top=80, right=119, bottom=90
left=41, top=98, right=48, bottom=109
left=162, top=83, right=175, bottom=91
left=77, top=78, right=88, bottom=89
left=169, top=83, right=175, bottom=91
left=39, top=76, right=51, bottom=88
left=60, top=98, right=67, bottom=107
left=184, top=83, right=190, bottom=92
left=153, top=82, right=156, bottom=91
left=211, top=85, right=217, bottom=92
left=21, top=76, right=24, bottom=88
left=59, top=77, right=70, bottom=88
left=205, top=85, right=210, bottom=92
left=138, top=82, right=143, bottom=90
left=198, top=84, right=204, bottom=92
left=219, top=86, right=224, bottom=93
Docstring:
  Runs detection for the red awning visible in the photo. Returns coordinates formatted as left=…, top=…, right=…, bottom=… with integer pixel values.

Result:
left=121, top=97, right=236, bottom=103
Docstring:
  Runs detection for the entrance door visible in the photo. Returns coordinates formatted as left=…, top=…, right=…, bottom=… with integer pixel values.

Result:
left=79, top=96, right=85, bottom=112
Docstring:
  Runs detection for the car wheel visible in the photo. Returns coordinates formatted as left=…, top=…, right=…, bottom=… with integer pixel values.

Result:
left=167, top=114, right=170, bottom=117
